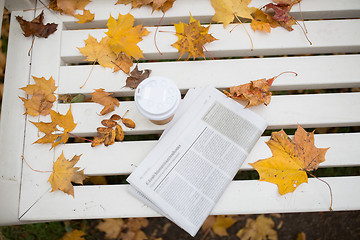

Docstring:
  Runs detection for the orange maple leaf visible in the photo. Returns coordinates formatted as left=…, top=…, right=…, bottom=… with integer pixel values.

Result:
left=48, top=152, right=86, bottom=197
left=31, top=106, right=77, bottom=149
left=250, top=9, right=279, bottom=33
left=105, top=13, right=149, bottom=60
left=224, top=72, right=297, bottom=108
left=19, top=76, right=57, bottom=116
left=56, top=0, right=91, bottom=16
left=250, top=125, right=329, bottom=195
left=172, top=15, right=217, bottom=59
left=90, top=89, right=120, bottom=115
left=116, top=0, right=176, bottom=13
left=75, top=9, right=95, bottom=24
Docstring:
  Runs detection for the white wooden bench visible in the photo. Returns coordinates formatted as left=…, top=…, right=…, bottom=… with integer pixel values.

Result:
left=1, top=0, right=360, bottom=226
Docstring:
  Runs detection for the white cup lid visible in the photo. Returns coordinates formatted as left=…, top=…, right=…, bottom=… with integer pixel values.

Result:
left=135, top=77, right=181, bottom=121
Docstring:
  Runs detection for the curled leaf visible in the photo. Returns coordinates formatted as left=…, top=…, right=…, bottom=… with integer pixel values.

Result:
left=16, top=11, right=58, bottom=38
left=90, top=88, right=120, bottom=115
left=125, top=65, right=151, bottom=89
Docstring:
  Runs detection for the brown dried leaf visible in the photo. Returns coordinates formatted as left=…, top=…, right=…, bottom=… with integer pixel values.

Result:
left=113, top=52, right=133, bottom=74
left=236, top=215, right=278, bottom=240
left=104, top=128, right=116, bottom=146
left=91, top=135, right=106, bottom=147
left=101, top=119, right=117, bottom=128
left=125, top=65, right=151, bottom=89
left=115, top=124, right=124, bottom=141
left=96, top=219, right=125, bottom=239
left=97, top=127, right=112, bottom=134
left=90, top=88, right=120, bottom=115
left=122, top=118, right=136, bottom=129
left=16, top=11, right=57, bottom=38
left=110, top=114, right=121, bottom=121
left=116, top=0, right=176, bottom=13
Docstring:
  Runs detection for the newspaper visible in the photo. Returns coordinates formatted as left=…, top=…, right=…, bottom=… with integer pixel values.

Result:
left=127, top=86, right=267, bottom=236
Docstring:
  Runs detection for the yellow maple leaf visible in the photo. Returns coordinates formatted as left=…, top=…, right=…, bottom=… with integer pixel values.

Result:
left=60, top=229, right=86, bottom=240
left=105, top=13, right=149, bottom=60
left=251, top=8, right=279, bottom=33
left=78, top=35, right=117, bottom=68
left=48, top=152, right=86, bottom=197
left=210, top=0, right=255, bottom=27
left=236, top=215, right=278, bottom=240
left=172, top=15, right=217, bottom=59
left=19, top=76, right=57, bottom=116
left=250, top=125, right=329, bottom=195
left=31, top=106, right=77, bottom=149
left=75, top=9, right=95, bottom=24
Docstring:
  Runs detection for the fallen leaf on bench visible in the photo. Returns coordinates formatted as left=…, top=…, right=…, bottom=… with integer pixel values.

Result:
left=60, top=229, right=86, bottom=240
left=236, top=215, right=278, bottom=240
left=251, top=9, right=279, bottom=33
left=31, top=106, right=77, bottom=149
left=48, top=152, right=86, bottom=197
left=224, top=71, right=297, bottom=108
left=106, top=13, right=149, bottom=60
left=92, top=113, right=133, bottom=147
left=90, top=88, right=120, bottom=115
left=19, top=76, right=57, bottom=116
left=250, top=125, right=329, bottom=195
left=125, top=65, right=151, bottom=89
left=116, top=0, right=176, bottom=13
left=56, top=0, right=91, bottom=16
left=210, top=0, right=255, bottom=27
left=172, top=15, right=217, bottom=59
left=75, top=9, right=95, bottom=24
left=264, top=0, right=301, bottom=31
left=16, top=11, right=58, bottom=38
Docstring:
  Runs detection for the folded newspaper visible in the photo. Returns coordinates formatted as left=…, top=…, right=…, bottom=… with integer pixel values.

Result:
left=127, top=86, right=267, bottom=236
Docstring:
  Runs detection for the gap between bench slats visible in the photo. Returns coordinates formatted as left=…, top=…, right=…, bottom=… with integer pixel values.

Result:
left=57, top=92, right=360, bottom=135
left=61, top=19, right=360, bottom=63
left=20, top=176, right=360, bottom=220
left=58, top=54, right=360, bottom=96
left=56, top=0, right=360, bottom=29
left=54, top=132, right=360, bottom=176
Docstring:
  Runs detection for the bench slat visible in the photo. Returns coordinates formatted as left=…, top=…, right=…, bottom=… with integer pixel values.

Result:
left=61, top=19, right=360, bottom=63
left=57, top=0, right=360, bottom=29
left=57, top=92, right=360, bottom=135
left=58, top=54, right=360, bottom=96
left=20, top=176, right=360, bottom=220
left=54, top=133, right=360, bottom=175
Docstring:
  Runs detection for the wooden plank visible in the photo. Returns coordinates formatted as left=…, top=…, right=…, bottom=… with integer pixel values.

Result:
left=20, top=176, right=360, bottom=220
left=61, top=19, right=360, bottom=63
left=57, top=92, right=360, bottom=135
left=54, top=132, right=360, bottom=176
left=57, top=0, right=360, bottom=29
left=0, top=11, right=35, bottom=226
left=58, top=54, right=360, bottom=96
left=19, top=9, right=63, bottom=219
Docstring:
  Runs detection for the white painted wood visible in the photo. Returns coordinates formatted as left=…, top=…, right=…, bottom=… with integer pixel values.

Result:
left=18, top=8, right=63, bottom=220
left=56, top=0, right=360, bottom=29
left=57, top=92, right=360, bottom=136
left=58, top=54, right=360, bottom=96
left=5, top=0, right=35, bottom=11
left=20, top=176, right=360, bottom=220
left=61, top=19, right=360, bottom=63
left=0, top=11, right=34, bottom=226
left=54, top=133, right=360, bottom=176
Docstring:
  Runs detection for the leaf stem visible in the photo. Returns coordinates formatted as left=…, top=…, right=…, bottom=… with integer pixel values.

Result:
left=234, top=15, right=254, bottom=51
left=80, top=61, right=96, bottom=89
left=68, top=132, right=94, bottom=143
left=154, top=12, right=165, bottom=55
left=298, top=1, right=308, bottom=33
left=307, top=171, right=333, bottom=211
left=274, top=71, right=298, bottom=80
left=295, top=20, right=312, bottom=45
left=22, top=155, right=53, bottom=173
left=122, top=110, right=129, bottom=118
left=202, top=45, right=215, bottom=60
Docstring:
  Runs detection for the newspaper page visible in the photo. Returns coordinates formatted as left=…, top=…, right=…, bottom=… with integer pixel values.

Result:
left=127, top=86, right=267, bottom=236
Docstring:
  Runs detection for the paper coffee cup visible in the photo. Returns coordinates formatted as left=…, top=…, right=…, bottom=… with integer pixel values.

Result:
left=135, top=76, right=181, bottom=125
